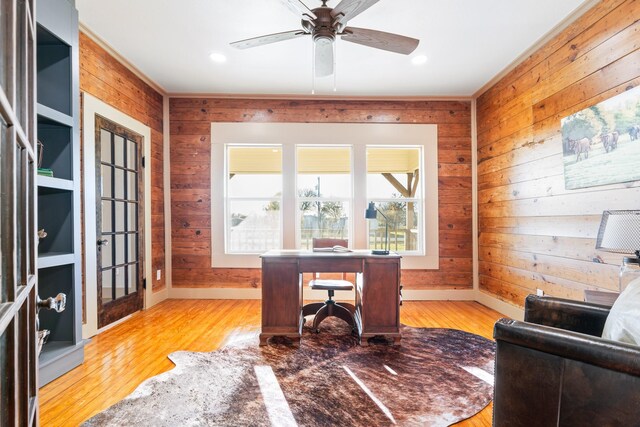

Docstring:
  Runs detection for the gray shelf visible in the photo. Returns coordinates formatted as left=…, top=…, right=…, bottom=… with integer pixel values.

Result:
left=37, top=103, right=73, bottom=127
left=37, top=176, right=73, bottom=191
left=38, top=252, right=74, bottom=269
left=37, top=0, right=83, bottom=387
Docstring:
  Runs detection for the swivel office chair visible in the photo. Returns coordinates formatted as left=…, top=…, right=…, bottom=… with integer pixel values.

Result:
left=302, top=238, right=356, bottom=333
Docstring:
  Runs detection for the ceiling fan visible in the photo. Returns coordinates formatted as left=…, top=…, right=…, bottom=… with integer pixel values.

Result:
left=230, top=0, right=420, bottom=77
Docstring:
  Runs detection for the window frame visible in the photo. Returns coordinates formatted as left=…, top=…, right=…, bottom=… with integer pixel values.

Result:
left=366, top=145, right=425, bottom=255
left=296, top=145, right=354, bottom=250
left=211, top=123, right=439, bottom=269
left=224, top=144, right=283, bottom=254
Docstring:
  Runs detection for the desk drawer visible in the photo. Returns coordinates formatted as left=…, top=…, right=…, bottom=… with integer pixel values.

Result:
left=299, top=258, right=363, bottom=273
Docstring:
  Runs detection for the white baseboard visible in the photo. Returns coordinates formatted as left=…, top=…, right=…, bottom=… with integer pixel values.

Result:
left=168, top=287, right=478, bottom=302
left=402, top=289, right=476, bottom=300
left=170, top=287, right=262, bottom=299
left=168, top=287, right=523, bottom=319
left=147, top=287, right=169, bottom=309
left=475, top=291, right=524, bottom=320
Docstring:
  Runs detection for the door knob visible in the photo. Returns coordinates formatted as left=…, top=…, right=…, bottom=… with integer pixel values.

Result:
left=97, top=239, right=109, bottom=246
left=37, top=293, right=66, bottom=313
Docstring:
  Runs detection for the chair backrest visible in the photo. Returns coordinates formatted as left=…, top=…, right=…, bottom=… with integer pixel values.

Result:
left=312, top=238, right=348, bottom=249
left=312, top=238, right=349, bottom=280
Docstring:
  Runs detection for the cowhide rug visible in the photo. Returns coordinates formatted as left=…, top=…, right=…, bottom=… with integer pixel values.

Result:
left=84, top=318, right=495, bottom=426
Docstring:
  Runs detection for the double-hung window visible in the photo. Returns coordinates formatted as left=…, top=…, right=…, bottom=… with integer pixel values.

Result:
left=297, top=146, right=352, bottom=249
left=225, top=145, right=282, bottom=253
left=367, top=147, right=422, bottom=254
left=211, top=123, right=439, bottom=269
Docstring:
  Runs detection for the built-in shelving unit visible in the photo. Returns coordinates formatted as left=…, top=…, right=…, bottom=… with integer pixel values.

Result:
left=36, top=0, right=84, bottom=386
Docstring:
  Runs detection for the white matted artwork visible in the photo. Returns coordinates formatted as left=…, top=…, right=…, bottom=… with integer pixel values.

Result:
left=561, top=86, right=640, bottom=190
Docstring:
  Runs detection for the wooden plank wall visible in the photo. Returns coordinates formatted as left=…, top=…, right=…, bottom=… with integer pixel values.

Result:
left=79, top=32, right=166, bottom=292
left=169, top=99, right=472, bottom=290
left=476, top=0, right=640, bottom=307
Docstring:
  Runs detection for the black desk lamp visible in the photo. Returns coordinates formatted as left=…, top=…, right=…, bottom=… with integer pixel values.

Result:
left=365, top=202, right=389, bottom=255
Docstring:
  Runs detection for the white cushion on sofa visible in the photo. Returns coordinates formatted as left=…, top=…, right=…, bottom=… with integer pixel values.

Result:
left=602, top=277, right=640, bottom=345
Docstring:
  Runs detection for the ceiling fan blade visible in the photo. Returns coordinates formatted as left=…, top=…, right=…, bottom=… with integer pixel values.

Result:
left=278, top=0, right=317, bottom=23
left=331, top=0, right=380, bottom=30
left=230, top=30, right=308, bottom=50
left=341, top=27, right=419, bottom=55
left=314, top=38, right=334, bottom=77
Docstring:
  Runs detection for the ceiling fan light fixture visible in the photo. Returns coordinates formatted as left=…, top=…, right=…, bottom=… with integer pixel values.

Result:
left=313, top=34, right=334, bottom=77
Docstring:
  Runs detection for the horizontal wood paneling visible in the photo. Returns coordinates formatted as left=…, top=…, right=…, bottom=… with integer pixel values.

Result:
left=170, top=99, right=473, bottom=290
left=80, top=32, right=166, bottom=292
left=476, top=0, right=640, bottom=307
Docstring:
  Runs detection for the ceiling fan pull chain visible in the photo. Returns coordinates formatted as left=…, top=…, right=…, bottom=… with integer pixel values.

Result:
left=333, top=39, right=337, bottom=92
left=311, top=37, right=316, bottom=95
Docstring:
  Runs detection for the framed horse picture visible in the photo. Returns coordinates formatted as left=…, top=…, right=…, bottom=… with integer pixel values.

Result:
left=561, top=85, right=640, bottom=189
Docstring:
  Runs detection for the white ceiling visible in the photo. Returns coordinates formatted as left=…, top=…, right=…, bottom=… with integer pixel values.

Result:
left=75, top=0, right=590, bottom=97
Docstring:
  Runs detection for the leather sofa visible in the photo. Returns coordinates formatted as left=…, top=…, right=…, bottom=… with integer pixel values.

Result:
left=492, top=295, right=640, bottom=426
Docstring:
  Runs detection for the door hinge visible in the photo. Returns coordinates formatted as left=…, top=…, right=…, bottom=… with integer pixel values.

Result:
left=142, top=156, right=146, bottom=168
left=143, top=278, right=147, bottom=289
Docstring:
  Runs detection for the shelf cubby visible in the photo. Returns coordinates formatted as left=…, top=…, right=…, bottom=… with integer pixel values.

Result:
left=37, top=187, right=73, bottom=256
left=38, top=264, right=75, bottom=343
left=37, top=116, right=73, bottom=180
left=36, top=25, right=72, bottom=116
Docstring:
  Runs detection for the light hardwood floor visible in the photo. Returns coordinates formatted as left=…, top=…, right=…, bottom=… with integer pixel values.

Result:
left=40, top=300, right=505, bottom=426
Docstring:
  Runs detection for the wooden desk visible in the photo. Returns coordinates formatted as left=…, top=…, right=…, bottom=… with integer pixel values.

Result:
left=260, top=250, right=402, bottom=346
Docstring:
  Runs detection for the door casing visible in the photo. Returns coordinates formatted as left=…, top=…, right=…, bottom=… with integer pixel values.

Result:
left=81, top=93, right=155, bottom=338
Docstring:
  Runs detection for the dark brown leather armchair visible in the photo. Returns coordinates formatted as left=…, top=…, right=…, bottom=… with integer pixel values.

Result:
left=493, top=295, right=640, bottom=427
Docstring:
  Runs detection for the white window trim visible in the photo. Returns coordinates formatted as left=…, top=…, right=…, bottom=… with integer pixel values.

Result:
left=211, top=122, right=439, bottom=270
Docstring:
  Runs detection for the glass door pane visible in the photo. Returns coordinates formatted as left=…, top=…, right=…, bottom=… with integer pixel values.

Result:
left=98, top=120, right=141, bottom=306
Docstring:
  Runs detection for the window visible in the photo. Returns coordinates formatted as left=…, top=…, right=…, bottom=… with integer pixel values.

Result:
left=225, top=145, right=282, bottom=253
left=367, top=147, right=422, bottom=254
left=297, top=146, right=351, bottom=249
left=211, top=123, right=439, bottom=269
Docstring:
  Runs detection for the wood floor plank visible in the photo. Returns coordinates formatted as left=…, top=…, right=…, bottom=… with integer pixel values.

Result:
left=39, top=300, right=504, bottom=426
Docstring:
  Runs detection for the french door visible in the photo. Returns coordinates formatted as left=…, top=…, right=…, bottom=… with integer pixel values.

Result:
left=95, top=115, right=144, bottom=329
left=0, top=0, right=39, bottom=424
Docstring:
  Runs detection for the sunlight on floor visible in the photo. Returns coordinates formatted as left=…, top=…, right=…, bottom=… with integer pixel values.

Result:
left=343, top=365, right=397, bottom=425
left=254, top=365, right=298, bottom=427
left=461, top=366, right=495, bottom=386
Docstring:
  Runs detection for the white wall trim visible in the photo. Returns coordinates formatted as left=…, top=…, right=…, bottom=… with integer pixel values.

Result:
left=167, top=93, right=473, bottom=102
left=170, top=287, right=262, bottom=300
left=162, top=95, right=173, bottom=295
left=79, top=24, right=167, bottom=95
left=148, top=287, right=169, bottom=307
left=169, top=287, right=481, bottom=302
left=82, top=93, right=153, bottom=339
left=403, top=289, right=477, bottom=301
left=471, top=99, right=479, bottom=293
left=475, top=291, right=524, bottom=321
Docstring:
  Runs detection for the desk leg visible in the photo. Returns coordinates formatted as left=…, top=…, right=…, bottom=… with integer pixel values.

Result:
left=259, top=334, right=269, bottom=346
left=261, top=259, right=302, bottom=345
left=357, top=259, right=401, bottom=345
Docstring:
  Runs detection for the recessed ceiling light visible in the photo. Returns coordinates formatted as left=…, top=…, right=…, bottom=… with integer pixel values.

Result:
left=209, top=52, right=227, bottom=63
left=411, top=55, right=428, bottom=65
